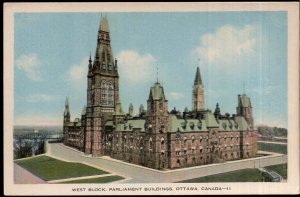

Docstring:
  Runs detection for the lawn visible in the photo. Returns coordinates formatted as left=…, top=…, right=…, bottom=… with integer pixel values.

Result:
left=258, top=143, right=287, bottom=154
left=15, top=155, right=109, bottom=181
left=60, top=175, right=124, bottom=183
left=265, top=164, right=287, bottom=179
left=178, top=168, right=269, bottom=183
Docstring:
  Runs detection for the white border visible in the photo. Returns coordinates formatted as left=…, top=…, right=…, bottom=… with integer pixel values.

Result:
left=4, top=2, right=299, bottom=195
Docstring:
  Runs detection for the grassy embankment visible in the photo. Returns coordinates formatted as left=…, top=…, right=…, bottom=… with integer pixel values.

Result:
left=15, top=155, right=124, bottom=183
left=258, top=142, right=287, bottom=154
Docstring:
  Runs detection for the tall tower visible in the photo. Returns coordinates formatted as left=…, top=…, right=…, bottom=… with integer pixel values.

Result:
left=192, top=66, right=205, bottom=111
left=146, top=82, right=169, bottom=169
left=236, top=94, right=254, bottom=129
left=85, top=16, right=119, bottom=156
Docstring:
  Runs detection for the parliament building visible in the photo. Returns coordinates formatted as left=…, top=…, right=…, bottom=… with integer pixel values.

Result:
left=63, top=17, right=258, bottom=170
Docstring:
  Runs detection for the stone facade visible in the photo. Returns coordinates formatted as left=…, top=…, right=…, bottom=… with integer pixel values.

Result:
left=63, top=17, right=258, bottom=170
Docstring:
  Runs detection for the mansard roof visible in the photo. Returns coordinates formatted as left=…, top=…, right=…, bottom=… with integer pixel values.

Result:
left=148, top=82, right=167, bottom=101
left=205, top=111, right=219, bottom=128
left=106, top=119, right=146, bottom=132
left=170, top=115, right=208, bottom=132
left=169, top=112, right=251, bottom=133
left=239, top=94, right=252, bottom=107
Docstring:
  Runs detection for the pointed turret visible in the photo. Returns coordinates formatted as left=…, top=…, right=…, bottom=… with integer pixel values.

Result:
left=64, top=96, right=71, bottom=123
left=88, top=53, right=93, bottom=75
left=129, top=103, right=134, bottom=116
left=113, top=99, right=125, bottom=124
left=139, top=104, right=145, bottom=116
left=99, top=16, right=110, bottom=33
left=114, top=99, right=125, bottom=116
left=93, top=16, right=117, bottom=75
left=65, top=96, right=70, bottom=107
left=214, top=103, right=221, bottom=119
left=81, top=105, right=87, bottom=116
left=194, top=66, right=202, bottom=85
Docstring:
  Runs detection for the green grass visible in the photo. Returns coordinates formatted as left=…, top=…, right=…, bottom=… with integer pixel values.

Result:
left=178, top=168, right=269, bottom=183
left=59, top=175, right=124, bottom=183
left=265, top=164, right=287, bottom=179
left=15, top=155, right=108, bottom=181
left=258, top=142, right=287, bottom=154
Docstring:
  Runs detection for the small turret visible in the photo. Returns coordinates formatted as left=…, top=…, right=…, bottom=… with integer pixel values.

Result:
left=214, top=103, right=221, bottom=119
left=129, top=103, right=134, bottom=117
left=139, top=104, right=145, bottom=116
left=113, top=99, right=125, bottom=124
left=88, top=53, right=93, bottom=75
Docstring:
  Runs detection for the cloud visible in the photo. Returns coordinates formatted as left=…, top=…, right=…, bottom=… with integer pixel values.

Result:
left=15, top=53, right=41, bottom=81
left=68, top=57, right=89, bottom=81
left=23, top=94, right=59, bottom=103
left=117, top=50, right=156, bottom=84
left=194, top=25, right=256, bottom=66
left=251, top=85, right=278, bottom=95
left=169, top=92, right=185, bottom=100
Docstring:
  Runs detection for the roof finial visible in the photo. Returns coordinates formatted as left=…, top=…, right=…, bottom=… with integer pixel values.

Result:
left=243, top=81, right=246, bottom=94
left=156, top=63, right=159, bottom=83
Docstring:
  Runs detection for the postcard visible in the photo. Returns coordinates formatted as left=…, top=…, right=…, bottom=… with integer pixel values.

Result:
left=4, top=2, right=299, bottom=195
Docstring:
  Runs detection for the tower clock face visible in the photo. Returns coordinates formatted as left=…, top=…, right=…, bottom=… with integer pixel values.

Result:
left=100, top=80, right=114, bottom=107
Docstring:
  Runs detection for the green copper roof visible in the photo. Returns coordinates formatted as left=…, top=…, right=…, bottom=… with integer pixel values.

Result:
left=149, top=82, right=166, bottom=100
left=169, top=115, right=208, bottom=132
left=205, top=111, right=219, bottom=128
left=115, top=119, right=146, bottom=132
left=218, top=119, right=239, bottom=131
left=194, top=67, right=202, bottom=85
left=240, top=94, right=251, bottom=107
left=234, top=116, right=250, bottom=130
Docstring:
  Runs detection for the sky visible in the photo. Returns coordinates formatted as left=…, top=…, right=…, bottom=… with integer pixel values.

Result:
left=14, top=11, right=287, bottom=128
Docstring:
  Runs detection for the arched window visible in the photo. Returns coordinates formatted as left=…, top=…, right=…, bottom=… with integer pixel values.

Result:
left=161, top=138, right=165, bottom=147
left=100, top=80, right=114, bottom=107
left=107, top=49, right=110, bottom=62
left=102, top=51, right=105, bottom=62
left=149, top=137, right=153, bottom=150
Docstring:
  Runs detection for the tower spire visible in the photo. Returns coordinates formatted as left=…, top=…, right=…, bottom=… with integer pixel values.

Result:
left=194, top=66, right=202, bottom=85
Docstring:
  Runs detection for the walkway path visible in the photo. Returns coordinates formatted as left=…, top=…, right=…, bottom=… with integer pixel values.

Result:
left=257, top=141, right=287, bottom=145
left=14, top=163, right=46, bottom=184
left=48, top=173, right=117, bottom=183
left=47, top=143, right=287, bottom=183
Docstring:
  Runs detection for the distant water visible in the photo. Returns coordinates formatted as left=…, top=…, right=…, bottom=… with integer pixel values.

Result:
left=14, top=125, right=63, bottom=135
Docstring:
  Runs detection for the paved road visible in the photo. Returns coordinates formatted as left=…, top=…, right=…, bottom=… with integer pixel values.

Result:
left=14, top=163, right=46, bottom=184
left=47, top=143, right=287, bottom=183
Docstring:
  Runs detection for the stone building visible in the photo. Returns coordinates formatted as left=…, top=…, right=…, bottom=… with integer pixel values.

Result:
left=63, top=17, right=258, bottom=170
